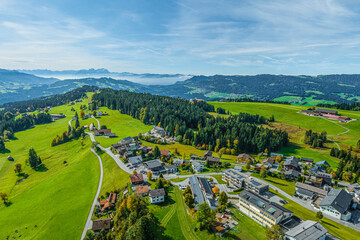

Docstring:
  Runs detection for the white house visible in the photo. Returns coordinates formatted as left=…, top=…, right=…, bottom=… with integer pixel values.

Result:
left=192, top=160, right=204, bottom=172
left=149, top=188, right=166, bottom=204
left=319, top=189, right=353, bottom=221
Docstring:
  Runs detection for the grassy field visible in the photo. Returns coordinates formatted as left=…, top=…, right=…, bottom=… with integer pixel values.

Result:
left=251, top=173, right=295, bottom=196
left=91, top=107, right=152, bottom=148
left=99, top=153, right=130, bottom=196
left=272, top=190, right=360, bottom=240
left=0, top=116, right=99, bottom=240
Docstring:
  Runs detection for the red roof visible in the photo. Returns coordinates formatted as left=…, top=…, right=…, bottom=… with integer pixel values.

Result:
left=107, top=193, right=117, bottom=204
left=94, top=129, right=112, bottom=134
left=161, top=150, right=170, bottom=156
left=323, top=114, right=350, bottom=120
left=130, top=174, right=144, bottom=184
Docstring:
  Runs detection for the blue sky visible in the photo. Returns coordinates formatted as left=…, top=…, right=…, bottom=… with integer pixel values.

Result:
left=1, top=0, right=360, bottom=74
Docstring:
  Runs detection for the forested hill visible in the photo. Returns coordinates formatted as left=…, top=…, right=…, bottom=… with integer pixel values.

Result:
left=155, top=74, right=360, bottom=104
left=1, top=69, right=360, bottom=105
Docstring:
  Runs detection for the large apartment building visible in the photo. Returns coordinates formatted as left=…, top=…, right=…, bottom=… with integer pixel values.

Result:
left=222, top=169, right=269, bottom=194
left=237, top=190, right=292, bottom=228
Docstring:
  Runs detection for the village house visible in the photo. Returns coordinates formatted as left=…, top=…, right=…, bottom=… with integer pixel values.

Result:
left=128, top=156, right=143, bottom=167
left=284, top=158, right=299, bottom=171
left=207, top=156, right=220, bottom=165
left=315, top=160, right=330, bottom=168
left=192, top=160, right=205, bottom=172
left=139, top=145, right=152, bottom=153
left=144, top=159, right=163, bottom=173
left=262, top=158, right=275, bottom=168
left=130, top=174, right=144, bottom=186
left=315, top=172, right=333, bottom=186
left=203, top=150, right=212, bottom=158
left=301, top=157, right=314, bottom=165
left=50, top=113, right=66, bottom=121
left=92, top=218, right=111, bottom=232
left=237, top=190, right=292, bottom=228
left=284, top=220, right=328, bottom=240
left=236, top=153, right=253, bottom=163
left=345, top=183, right=360, bottom=202
left=149, top=188, right=166, bottom=204
left=164, top=165, right=177, bottom=174
left=135, top=185, right=149, bottom=197
left=160, top=150, right=170, bottom=159
left=98, top=192, right=117, bottom=212
left=284, top=169, right=300, bottom=180
left=172, top=158, right=184, bottom=166
left=270, top=153, right=284, bottom=158
left=119, top=136, right=134, bottom=145
left=319, top=189, right=353, bottom=221
left=94, top=129, right=112, bottom=136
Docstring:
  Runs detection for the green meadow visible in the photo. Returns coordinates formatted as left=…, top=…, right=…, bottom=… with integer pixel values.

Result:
left=0, top=116, right=99, bottom=240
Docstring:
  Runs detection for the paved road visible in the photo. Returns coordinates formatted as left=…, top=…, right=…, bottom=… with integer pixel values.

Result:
left=81, top=148, right=104, bottom=240
left=91, top=115, right=100, bottom=129
left=86, top=132, right=132, bottom=174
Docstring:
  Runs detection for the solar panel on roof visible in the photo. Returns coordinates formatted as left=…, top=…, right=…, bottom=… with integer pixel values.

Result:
left=251, top=180, right=262, bottom=186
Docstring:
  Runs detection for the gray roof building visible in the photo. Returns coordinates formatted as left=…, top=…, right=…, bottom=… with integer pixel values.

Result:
left=319, top=189, right=352, bottom=214
left=295, top=182, right=328, bottom=198
left=189, top=176, right=205, bottom=209
left=144, top=159, right=163, bottom=170
left=149, top=188, right=166, bottom=198
left=285, top=220, right=327, bottom=240
left=128, top=156, right=143, bottom=166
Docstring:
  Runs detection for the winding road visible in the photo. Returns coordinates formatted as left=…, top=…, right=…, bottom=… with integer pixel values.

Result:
left=80, top=148, right=104, bottom=240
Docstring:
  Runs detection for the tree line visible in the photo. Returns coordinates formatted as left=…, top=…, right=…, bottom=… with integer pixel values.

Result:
left=92, top=89, right=289, bottom=153
left=221, top=97, right=290, bottom=105
left=317, top=102, right=360, bottom=111
left=331, top=147, right=360, bottom=182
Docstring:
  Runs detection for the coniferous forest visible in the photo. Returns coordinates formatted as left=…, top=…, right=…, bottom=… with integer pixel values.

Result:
left=92, top=89, right=289, bottom=153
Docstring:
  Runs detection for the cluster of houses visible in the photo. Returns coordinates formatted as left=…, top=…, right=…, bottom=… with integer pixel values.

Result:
left=301, top=108, right=350, bottom=122
left=142, top=126, right=175, bottom=143
left=50, top=113, right=65, bottom=121
left=129, top=173, right=166, bottom=204
left=190, top=150, right=221, bottom=172
left=220, top=168, right=330, bottom=239
left=92, top=192, right=118, bottom=232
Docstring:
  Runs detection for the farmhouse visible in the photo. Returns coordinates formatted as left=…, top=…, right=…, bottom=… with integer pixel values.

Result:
left=149, top=188, right=166, bottom=204
left=284, top=158, right=299, bottom=171
left=323, top=114, right=350, bottom=121
left=316, top=108, right=338, bottom=115
left=315, top=160, right=330, bottom=168
left=237, top=190, right=292, bottom=228
left=94, top=129, right=112, bottom=136
left=92, top=218, right=111, bottom=232
left=160, top=150, right=170, bottom=158
left=50, top=113, right=65, bottom=121
left=130, top=174, right=144, bottom=186
left=203, top=150, right=212, bottom=158
left=262, top=158, right=275, bottom=167
left=319, top=189, right=353, bottom=221
left=315, top=172, right=332, bottom=186
left=119, top=136, right=134, bottom=145
left=236, top=153, right=253, bottom=163
left=207, top=156, right=220, bottom=165
left=284, top=169, right=300, bottom=180
left=301, top=157, right=314, bottom=165
left=284, top=220, right=328, bottom=240
left=135, top=185, right=149, bottom=196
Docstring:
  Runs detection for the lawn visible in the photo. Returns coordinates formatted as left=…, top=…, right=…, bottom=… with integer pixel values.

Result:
left=251, top=172, right=296, bottom=196
left=210, top=174, right=226, bottom=184
left=99, top=153, right=130, bottom=196
left=271, top=189, right=360, bottom=240
left=92, top=107, right=152, bottom=148
left=170, top=177, right=189, bottom=183
left=0, top=116, right=99, bottom=240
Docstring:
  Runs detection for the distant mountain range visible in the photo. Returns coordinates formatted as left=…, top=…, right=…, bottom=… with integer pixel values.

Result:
left=0, top=68, right=360, bottom=105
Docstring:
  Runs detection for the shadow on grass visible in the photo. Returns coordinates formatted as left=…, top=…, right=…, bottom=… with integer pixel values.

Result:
left=3, top=201, right=12, bottom=207
left=0, top=148, right=11, bottom=154
left=322, top=220, right=339, bottom=229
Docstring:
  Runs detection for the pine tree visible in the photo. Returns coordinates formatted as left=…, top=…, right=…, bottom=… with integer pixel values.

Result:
left=28, top=147, right=41, bottom=168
